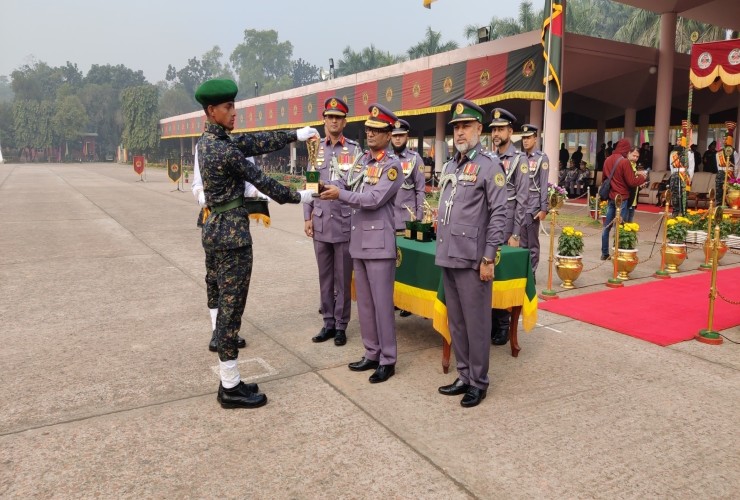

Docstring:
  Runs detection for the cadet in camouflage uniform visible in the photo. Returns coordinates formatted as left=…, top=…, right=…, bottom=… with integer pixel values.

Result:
left=320, top=104, right=403, bottom=384
left=195, top=79, right=316, bottom=409
left=518, top=124, right=550, bottom=273
left=303, top=97, right=362, bottom=347
left=193, top=132, right=312, bottom=352
left=489, top=108, right=528, bottom=346
left=435, top=99, right=507, bottom=408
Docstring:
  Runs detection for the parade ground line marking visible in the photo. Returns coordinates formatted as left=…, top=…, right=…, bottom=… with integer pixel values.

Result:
left=210, top=357, right=279, bottom=382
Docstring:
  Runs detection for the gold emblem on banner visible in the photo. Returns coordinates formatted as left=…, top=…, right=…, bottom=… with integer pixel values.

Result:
left=495, top=248, right=501, bottom=266
left=307, top=102, right=313, bottom=114
left=443, top=76, right=453, bottom=94
left=479, top=69, right=490, bottom=87
left=522, top=59, right=535, bottom=78
left=362, top=92, right=369, bottom=105
left=412, top=82, right=421, bottom=98
left=293, top=105, right=298, bottom=116
left=258, top=111, right=263, bottom=120
left=280, top=106, right=285, bottom=117
left=385, top=87, right=393, bottom=102
left=342, top=95, right=350, bottom=105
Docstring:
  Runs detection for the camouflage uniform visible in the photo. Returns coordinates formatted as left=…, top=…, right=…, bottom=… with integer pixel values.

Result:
left=199, top=122, right=302, bottom=362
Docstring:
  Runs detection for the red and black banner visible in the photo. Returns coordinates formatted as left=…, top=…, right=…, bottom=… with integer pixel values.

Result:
left=161, top=44, right=546, bottom=137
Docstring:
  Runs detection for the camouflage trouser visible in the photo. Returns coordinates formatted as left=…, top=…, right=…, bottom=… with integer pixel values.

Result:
left=716, top=173, right=725, bottom=205
left=204, top=250, right=219, bottom=310
left=669, top=174, right=686, bottom=216
left=213, top=246, right=253, bottom=361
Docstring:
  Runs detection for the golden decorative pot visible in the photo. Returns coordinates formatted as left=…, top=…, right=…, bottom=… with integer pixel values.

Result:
left=549, top=195, right=564, bottom=211
left=663, top=243, right=687, bottom=273
left=726, top=190, right=740, bottom=210
left=555, top=254, right=583, bottom=289
left=703, top=240, right=728, bottom=265
left=616, top=248, right=639, bottom=280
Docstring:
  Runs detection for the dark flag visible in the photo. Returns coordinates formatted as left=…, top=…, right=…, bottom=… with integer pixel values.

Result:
left=167, top=158, right=181, bottom=183
left=541, top=0, right=563, bottom=111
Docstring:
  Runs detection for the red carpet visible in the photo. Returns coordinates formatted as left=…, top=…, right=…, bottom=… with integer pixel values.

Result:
left=567, top=198, right=664, bottom=214
left=540, top=267, right=740, bottom=346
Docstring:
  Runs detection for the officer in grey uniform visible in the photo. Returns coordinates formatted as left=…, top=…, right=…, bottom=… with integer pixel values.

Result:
left=490, top=108, right=528, bottom=346
left=304, top=97, right=362, bottom=346
left=391, top=119, right=426, bottom=231
left=320, top=104, right=403, bottom=384
left=518, top=124, right=550, bottom=274
left=436, top=99, right=507, bottom=408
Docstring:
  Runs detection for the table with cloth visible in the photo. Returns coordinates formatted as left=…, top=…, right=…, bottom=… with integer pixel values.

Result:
left=390, top=237, right=538, bottom=372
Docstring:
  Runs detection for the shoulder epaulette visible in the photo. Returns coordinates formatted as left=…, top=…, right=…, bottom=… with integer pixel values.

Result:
left=345, top=138, right=359, bottom=145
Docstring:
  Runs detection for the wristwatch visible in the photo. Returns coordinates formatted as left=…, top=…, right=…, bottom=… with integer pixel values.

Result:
left=511, top=234, right=520, bottom=241
left=481, top=256, right=493, bottom=265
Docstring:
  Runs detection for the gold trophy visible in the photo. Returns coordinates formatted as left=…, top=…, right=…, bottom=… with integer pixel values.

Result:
left=306, top=137, right=320, bottom=197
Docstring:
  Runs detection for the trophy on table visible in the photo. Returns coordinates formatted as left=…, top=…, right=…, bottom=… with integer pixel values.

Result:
left=416, top=200, right=435, bottom=242
left=306, top=137, right=321, bottom=197
left=404, top=205, right=418, bottom=240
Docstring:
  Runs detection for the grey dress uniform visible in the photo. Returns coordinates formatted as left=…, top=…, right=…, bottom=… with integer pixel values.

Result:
left=393, top=148, right=426, bottom=230
left=303, top=135, right=361, bottom=333
left=519, top=150, right=550, bottom=272
left=336, top=149, right=403, bottom=366
left=435, top=143, right=507, bottom=390
left=497, top=142, right=529, bottom=240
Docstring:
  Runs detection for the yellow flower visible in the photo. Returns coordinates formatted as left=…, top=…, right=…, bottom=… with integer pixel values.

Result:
left=667, top=219, right=677, bottom=226
left=575, top=231, right=583, bottom=237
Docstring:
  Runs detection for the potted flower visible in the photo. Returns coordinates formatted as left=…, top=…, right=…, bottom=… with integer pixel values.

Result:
left=664, top=216, right=690, bottom=272
left=616, top=222, right=640, bottom=279
left=588, top=196, right=599, bottom=220
left=727, top=219, right=740, bottom=249
left=555, top=226, right=584, bottom=289
left=599, top=200, right=608, bottom=223
left=725, top=178, right=740, bottom=209
left=547, top=183, right=567, bottom=211
left=686, top=209, right=708, bottom=244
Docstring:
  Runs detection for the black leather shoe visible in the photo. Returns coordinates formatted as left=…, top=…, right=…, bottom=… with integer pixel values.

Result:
left=491, top=330, right=509, bottom=346
left=334, top=330, right=347, bottom=346
left=312, top=327, right=336, bottom=343
left=217, top=382, right=267, bottom=409
left=369, top=364, right=395, bottom=383
left=460, top=387, right=487, bottom=408
left=399, top=310, right=412, bottom=317
left=348, top=357, right=379, bottom=372
left=600, top=254, right=611, bottom=261
left=438, top=378, right=470, bottom=396
left=209, top=335, right=246, bottom=351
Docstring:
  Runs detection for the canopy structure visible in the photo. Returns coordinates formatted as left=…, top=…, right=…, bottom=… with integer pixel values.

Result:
left=690, top=38, right=740, bottom=93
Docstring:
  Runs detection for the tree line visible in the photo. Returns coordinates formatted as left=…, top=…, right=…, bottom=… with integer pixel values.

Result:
left=0, top=0, right=731, bottom=161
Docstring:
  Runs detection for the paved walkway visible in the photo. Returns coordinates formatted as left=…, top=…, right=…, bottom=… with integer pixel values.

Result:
left=0, top=163, right=738, bottom=498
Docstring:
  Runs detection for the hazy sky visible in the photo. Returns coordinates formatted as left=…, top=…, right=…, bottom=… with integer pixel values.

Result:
left=0, top=0, right=524, bottom=82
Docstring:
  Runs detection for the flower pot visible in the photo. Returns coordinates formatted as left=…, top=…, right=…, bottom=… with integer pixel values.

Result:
left=616, top=248, right=639, bottom=280
left=555, top=254, right=583, bottom=289
left=726, top=190, right=740, bottom=210
left=589, top=209, right=598, bottom=220
left=703, top=240, right=728, bottom=265
left=686, top=230, right=707, bottom=245
left=600, top=215, right=606, bottom=224
left=663, top=243, right=687, bottom=273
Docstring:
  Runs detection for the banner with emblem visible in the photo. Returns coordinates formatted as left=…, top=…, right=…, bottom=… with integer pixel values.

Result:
left=377, top=75, right=404, bottom=112
left=504, top=46, right=546, bottom=97
left=690, top=39, right=740, bottom=91
left=431, top=61, right=467, bottom=107
left=133, top=155, right=145, bottom=175
left=277, top=99, right=290, bottom=126
left=167, top=158, right=181, bottom=183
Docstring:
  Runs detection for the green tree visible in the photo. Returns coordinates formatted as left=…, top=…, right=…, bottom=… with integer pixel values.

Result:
left=13, top=99, right=53, bottom=161
left=121, top=85, right=159, bottom=155
left=0, top=76, right=14, bottom=103
left=0, top=101, right=15, bottom=150
left=158, top=83, right=196, bottom=118
left=614, top=10, right=726, bottom=52
left=291, top=58, right=319, bottom=88
left=78, top=83, right=122, bottom=158
left=336, top=45, right=406, bottom=76
left=408, top=27, right=458, bottom=60
left=85, top=64, right=147, bottom=89
left=11, top=61, right=65, bottom=101
left=230, top=29, right=294, bottom=98
left=52, top=95, right=87, bottom=144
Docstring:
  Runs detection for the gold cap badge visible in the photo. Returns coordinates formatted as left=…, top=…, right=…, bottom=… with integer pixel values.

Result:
left=371, top=107, right=379, bottom=117
left=494, top=110, right=501, bottom=119
left=394, top=120, right=401, bottom=128
left=330, top=98, right=338, bottom=108
left=455, top=103, right=464, bottom=115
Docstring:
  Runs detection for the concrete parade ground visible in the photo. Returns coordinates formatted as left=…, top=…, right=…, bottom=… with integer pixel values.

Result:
left=0, top=162, right=738, bottom=499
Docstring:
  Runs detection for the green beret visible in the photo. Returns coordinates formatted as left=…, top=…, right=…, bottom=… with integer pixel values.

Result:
left=195, top=79, right=238, bottom=106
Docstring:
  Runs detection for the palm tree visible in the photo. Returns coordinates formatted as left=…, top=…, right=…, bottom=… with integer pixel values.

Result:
left=408, top=27, right=459, bottom=60
left=464, top=1, right=543, bottom=44
left=336, top=45, right=406, bottom=76
left=615, top=11, right=726, bottom=53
